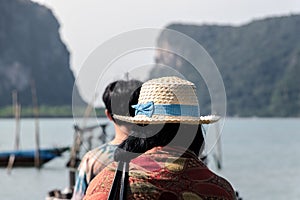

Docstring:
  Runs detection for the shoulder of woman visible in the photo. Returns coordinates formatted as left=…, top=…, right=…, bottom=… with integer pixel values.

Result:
left=85, top=165, right=116, bottom=198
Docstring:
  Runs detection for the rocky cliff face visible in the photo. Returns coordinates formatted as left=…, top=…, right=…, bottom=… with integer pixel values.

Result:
left=0, top=0, right=74, bottom=106
left=153, top=15, right=300, bottom=117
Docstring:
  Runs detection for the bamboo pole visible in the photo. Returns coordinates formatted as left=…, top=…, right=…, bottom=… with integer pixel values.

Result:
left=69, top=127, right=81, bottom=188
left=31, top=79, right=41, bottom=168
left=68, top=93, right=98, bottom=188
left=7, top=90, right=21, bottom=173
left=213, top=122, right=223, bottom=170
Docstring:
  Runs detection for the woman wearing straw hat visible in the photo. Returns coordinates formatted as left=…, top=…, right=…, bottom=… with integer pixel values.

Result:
left=84, top=76, right=236, bottom=200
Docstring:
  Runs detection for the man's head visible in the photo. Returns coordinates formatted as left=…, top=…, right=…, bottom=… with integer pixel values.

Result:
left=102, top=79, right=142, bottom=125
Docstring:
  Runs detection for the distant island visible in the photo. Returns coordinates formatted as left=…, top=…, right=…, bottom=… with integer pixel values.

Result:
left=153, top=14, right=300, bottom=117
left=0, top=0, right=299, bottom=117
left=0, top=0, right=76, bottom=118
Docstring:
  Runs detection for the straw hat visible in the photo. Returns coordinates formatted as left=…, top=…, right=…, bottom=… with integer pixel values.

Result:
left=114, top=76, right=219, bottom=124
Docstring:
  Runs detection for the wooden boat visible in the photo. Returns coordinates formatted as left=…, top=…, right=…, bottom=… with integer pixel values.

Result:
left=0, top=147, right=69, bottom=167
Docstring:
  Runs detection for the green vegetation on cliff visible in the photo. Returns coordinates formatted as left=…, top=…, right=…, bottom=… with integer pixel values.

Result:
left=0, top=105, right=106, bottom=118
left=153, top=15, right=300, bottom=117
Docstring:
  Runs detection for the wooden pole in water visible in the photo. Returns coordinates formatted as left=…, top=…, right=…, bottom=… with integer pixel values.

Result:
left=12, top=90, right=21, bottom=150
left=31, top=79, right=41, bottom=168
left=213, top=121, right=223, bottom=170
left=7, top=90, right=21, bottom=173
left=69, top=127, right=81, bottom=188
left=69, top=93, right=98, bottom=188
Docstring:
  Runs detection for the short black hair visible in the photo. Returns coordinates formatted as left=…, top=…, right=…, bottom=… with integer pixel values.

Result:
left=102, top=80, right=142, bottom=124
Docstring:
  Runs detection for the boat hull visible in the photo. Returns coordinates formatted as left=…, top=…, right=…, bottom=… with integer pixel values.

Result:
left=0, top=147, right=69, bottom=167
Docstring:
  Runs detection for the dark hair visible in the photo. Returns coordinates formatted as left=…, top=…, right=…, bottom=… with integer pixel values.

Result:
left=114, top=123, right=204, bottom=162
left=102, top=80, right=142, bottom=125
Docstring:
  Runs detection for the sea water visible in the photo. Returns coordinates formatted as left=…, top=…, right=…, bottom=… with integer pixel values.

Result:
left=0, top=118, right=299, bottom=199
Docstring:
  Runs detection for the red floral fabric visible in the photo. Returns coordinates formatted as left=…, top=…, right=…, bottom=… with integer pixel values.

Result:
left=84, top=146, right=236, bottom=200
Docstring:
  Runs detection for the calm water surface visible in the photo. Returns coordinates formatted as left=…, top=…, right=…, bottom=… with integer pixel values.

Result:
left=0, top=118, right=299, bottom=199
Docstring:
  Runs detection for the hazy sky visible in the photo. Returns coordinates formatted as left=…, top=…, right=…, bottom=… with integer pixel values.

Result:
left=32, top=0, right=300, bottom=75
left=29, top=0, right=300, bottom=105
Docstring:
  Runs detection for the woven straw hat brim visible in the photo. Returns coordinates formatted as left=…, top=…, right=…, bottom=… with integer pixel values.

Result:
left=113, top=114, right=220, bottom=124
left=113, top=76, right=220, bottom=125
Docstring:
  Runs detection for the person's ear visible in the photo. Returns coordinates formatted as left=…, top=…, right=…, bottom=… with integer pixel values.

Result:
left=105, top=109, right=113, bottom=121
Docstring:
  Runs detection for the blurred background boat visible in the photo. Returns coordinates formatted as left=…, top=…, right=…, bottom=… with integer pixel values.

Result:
left=0, top=147, right=69, bottom=167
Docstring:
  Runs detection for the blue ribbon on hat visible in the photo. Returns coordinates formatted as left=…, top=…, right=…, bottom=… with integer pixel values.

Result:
left=132, top=101, right=199, bottom=118
left=132, top=101, right=155, bottom=117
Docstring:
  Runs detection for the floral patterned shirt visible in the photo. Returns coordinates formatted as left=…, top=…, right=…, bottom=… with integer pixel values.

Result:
left=71, top=143, right=117, bottom=200
left=84, top=146, right=236, bottom=200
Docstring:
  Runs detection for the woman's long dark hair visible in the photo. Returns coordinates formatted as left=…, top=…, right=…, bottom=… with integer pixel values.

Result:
left=114, top=123, right=204, bottom=162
